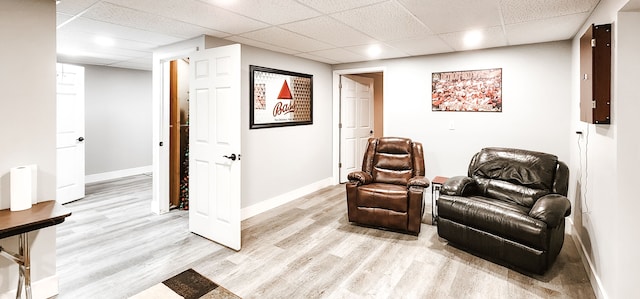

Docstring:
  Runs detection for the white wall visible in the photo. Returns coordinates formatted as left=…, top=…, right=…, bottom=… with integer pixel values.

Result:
left=83, top=65, right=152, bottom=175
left=241, top=46, right=334, bottom=209
left=334, top=41, right=572, bottom=181
left=0, top=0, right=59, bottom=297
left=614, top=11, right=640, bottom=298
left=569, top=0, right=640, bottom=297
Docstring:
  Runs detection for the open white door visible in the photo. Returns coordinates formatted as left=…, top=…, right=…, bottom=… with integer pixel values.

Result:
left=56, top=63, right=85, bottom=203
left=340, top=75, right=374, bottom=183
left=188, top=44, right=242, bottom=251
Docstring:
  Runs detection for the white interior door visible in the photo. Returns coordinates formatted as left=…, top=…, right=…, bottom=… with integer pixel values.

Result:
left=188, top=44, right=242, bottom=251
left=56, top=63, right=85, bottom=204
left=340, top=75, right=374, bottom=183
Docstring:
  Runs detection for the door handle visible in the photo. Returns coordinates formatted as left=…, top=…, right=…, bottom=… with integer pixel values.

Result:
left=77, top=137, right=85, bottom=142
left=223, top=153, right=237, bottom=161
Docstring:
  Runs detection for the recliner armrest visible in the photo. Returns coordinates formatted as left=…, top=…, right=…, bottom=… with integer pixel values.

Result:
left=347, top=171, right=372, bottom=186
left=529, top=194, right=571, bottom=228
left=441, top=176, right=478, bottom=196
left=408, top=176, right=430, bottom=188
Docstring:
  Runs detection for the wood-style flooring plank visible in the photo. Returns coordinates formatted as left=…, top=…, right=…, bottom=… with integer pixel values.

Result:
left=55, top=174, right=596, bottom=299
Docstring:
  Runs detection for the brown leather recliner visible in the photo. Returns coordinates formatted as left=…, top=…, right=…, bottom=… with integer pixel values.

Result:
left=346, top=137, right=430, bottom=235
left=437, top=147, right=571, bottom=274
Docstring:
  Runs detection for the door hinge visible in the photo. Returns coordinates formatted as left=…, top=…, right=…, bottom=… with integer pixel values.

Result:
left=592, top=100, right=596, bottom=109
left=339, top=163, right=342, bottom=168
left=591, top=38, right=596, bottom=48
left=339, top=123, right=342, bottom=129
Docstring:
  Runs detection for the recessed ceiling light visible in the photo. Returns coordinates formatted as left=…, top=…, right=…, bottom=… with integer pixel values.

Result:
left=94, top=36, right=115, bottom=47
left=463, top=30, right=483, bottom=48
left=367, top=45, right=381, bottom=58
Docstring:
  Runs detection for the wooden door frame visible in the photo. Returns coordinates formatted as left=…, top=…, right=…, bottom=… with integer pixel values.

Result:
left=151, top=38, right=201, bottom=215
left=331, top=67, right=385, bottom=185
left=169, top=60, right=180, bottom=208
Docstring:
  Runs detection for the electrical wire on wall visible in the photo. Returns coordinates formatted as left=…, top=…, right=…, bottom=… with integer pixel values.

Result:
left=577, top=125, right=590, bottom=214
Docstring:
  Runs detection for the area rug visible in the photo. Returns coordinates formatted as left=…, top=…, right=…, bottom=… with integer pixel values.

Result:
left=130, top=268, right=241, bottom=299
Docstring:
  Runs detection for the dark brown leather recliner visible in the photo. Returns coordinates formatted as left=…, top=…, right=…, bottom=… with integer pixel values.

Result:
left=437, top=147, right=571, bottom=274
left=346, top=137, right=430, bottom=235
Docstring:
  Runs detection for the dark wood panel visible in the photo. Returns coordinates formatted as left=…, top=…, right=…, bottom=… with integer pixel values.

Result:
left=580, top=24, right=611, bottom=124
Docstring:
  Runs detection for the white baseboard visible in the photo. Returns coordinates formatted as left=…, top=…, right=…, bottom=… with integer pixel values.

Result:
left=567, top=219, right=608, bottom=299
left=85, top=165, right=152, bottom=184
left=0, top=274, right=58, bottom=299
left=241, top=177, right=333, bottom=220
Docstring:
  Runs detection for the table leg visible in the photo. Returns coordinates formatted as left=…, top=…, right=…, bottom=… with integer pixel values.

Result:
left=17, top=233, right=32, bottom=299
left=15, top=272, right=23, bottom=299
left=432, top=184, right=441, bottom=225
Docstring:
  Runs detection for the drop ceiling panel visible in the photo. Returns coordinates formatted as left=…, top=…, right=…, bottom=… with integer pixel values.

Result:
left=57, top=44, right=148, bottom=61
left=57, top=13, right=74, bottom=27
left=239, top=27, right=334, bottom=53
left=81, top=1, right=227, bottom=39
left=500, top=0, right=599, bottom=24
left=55, top=0, right=603, bottom=68
left=56, top=0, right=100, bottom=15
left=399, top=0, right=503, bottom=34
left=304, top=48, right=368, bottom=64
left=57, top=35, right=152, bottom=59
left=106, top=0, right=268, bottom=35
left=331, top=1, right=432, bottom=41
left=386, top=35, right=455, bottom=56
left=58, top=17, right=182, bottom=46
left=294, top=52, right=341, bottom=64
left=439, top=26, right=507, bottom=51
left=505, top=13, right=589, bottom=45
left=110, top=57, right=153, bottom=70
left=224, top=36, right=300, bottom=55
left=343, top=43, right=410, bottom=60
left=295, top=0, right=388, bottom=14
left=280, top=16, right=376, bottom=47
left=58, top=54, right=124, bottom=66
left=207, top=0, right=321, bottom=25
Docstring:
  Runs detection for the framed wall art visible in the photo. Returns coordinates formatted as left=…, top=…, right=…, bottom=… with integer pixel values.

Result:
left=432, top=68, right=502, bottom=112
left=250, top=65, right=313, bottom=129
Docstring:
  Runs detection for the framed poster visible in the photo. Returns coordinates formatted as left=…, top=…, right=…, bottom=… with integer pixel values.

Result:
left=250, top=65, right=313, bottom=129
left=432, top=68, right=502, bottom=112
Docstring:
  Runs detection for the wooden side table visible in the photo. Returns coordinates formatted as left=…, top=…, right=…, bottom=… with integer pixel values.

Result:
left=0, top=201, right=71, bottom=299
left=431, top=176, right=449, bottom=225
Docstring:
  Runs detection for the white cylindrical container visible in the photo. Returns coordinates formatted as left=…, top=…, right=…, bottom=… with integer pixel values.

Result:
left=10, top=165, right=37, bottom=211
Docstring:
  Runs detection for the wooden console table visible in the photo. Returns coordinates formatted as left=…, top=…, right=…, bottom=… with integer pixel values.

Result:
left=0, top=201, right=71, bottom=299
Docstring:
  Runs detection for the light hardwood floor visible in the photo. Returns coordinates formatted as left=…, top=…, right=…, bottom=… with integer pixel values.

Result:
left=56, top=174, right=595, bottom=298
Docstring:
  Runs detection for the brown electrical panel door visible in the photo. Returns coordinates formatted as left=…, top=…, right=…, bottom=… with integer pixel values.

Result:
left=580, top=24, right=611, bottom=124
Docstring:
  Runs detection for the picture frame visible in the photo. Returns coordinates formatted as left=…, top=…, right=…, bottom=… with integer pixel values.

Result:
left=250, top=65, right=313, bottom=129
left=432, top=68, right=502, bottom=112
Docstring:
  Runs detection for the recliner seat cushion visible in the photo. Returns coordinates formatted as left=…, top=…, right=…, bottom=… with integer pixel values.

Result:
left=438, top=194, right=550, bottom=250
left=356, top=183, right=408, bottom=212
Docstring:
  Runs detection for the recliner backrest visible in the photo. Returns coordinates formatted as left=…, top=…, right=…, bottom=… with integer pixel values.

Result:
left=361, top=137, right=424, bottom=186
left=467, top=147, right=567, bottom=207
